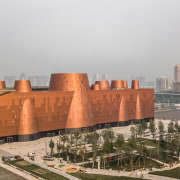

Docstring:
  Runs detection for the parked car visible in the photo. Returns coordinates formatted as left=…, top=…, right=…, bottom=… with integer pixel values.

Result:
left=7, top=156, right=15, bottom=161
left=43, top=155, right=54, bottom=161
left=2, top=156, right=9, bottom=162
left=14, top=155, right=23, bottom=160
left=28, top=152, right=36, bottom=157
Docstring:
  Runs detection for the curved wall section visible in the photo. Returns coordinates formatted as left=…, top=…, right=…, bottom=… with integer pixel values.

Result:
left=0, top=81, right=6, bottom=89
left=49, top=73, right=90, bottom=91
left=18, top=98, right=39, bottom=141
left=136, top=95, right=143, bottom=120
left=124, top=81, right=128, bottom=89
left=131, top=80, right=139, bottom=89
left=92, top=84, right=100, bottom=90
left=95, top=81, right=110, bottom=90
left=111, top=80, right=124, bottom=89
left=14, top=80, right=32, bottom=92
left=119, top=96, right=127, bottom=122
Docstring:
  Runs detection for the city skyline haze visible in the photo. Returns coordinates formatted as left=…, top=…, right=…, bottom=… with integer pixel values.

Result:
left=1, top=0, right=180, bottom=81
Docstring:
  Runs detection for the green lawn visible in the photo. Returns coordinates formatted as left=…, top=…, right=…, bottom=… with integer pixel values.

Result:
left=142, top=138, right=178, bottom=164
left=149, top=167, right=180, bottom=179
left=9, top=160, right=68, bottom=180
left=71, top=172, right=146, bottom=180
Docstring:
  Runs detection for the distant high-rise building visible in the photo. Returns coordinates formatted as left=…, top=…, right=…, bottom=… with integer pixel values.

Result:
left=4, top=75, right=17, bottom=87
left=174, top=64, right=180, bottom=82
left=19, top=73, right=27, bottom=80
left=28, top=75, right=49, bottom=86
left=156, top=76, right=169, bottom=92
left=93, top=73, right=101, bottom=83
left=173, top=65, right=180, bottom=92
left=102, top=73, right=109, bottom=81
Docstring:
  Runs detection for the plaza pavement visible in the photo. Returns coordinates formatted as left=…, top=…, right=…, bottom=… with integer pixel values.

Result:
left=0, top=118, right=179, bottom=180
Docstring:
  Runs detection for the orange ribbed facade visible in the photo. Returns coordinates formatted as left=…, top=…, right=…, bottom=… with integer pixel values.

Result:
left=0, top=81, right=6, bottom=89
left=0, top=73, right=154, bottom=142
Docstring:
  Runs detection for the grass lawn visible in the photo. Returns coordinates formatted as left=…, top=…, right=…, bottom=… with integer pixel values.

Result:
left=71, top=172, right=146, bottom=180
left=149, top=167, right=180, bottom=179
left=142, top=139, right=178, bottom=164
left=9, top=159, right=68, bottom=180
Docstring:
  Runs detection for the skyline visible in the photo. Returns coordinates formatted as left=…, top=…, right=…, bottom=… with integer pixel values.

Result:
left=1, top=0, right=180, bottom=81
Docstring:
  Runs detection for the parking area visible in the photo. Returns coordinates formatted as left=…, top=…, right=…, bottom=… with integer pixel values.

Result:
left=155, top=109, right=180, bottom=120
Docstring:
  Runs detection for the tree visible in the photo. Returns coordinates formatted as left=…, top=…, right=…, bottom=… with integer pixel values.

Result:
left=64, top=136, right=71, bottom=161
left=149, top=120, right=156, bottom=138
left=49, top=139, right=55, bottom=156
left=56, top=140, right=62, bottom=158
left=158, top=120, right=164, bottom=141
left=71, top=132, right=81, bottom=163
left=60, top=135, right=69, bottom=154
left=168, top=121, right=174, bottom=134
left=79, top=136, right=87, bottom=162
left=114, top=134, right=125, bottom=168
left=124, top=140, right=135, bottom=171
left=141, top=120, right=148, bottom=136
left=130, top=126, right=136, bottom=138
left=100, top=152, right=107, bottom=169
left=86, top=129, right=99, bottom=168
left=171, top=121, right=180, bottom=160
left=102, top=128, right=115, bottom=154
left=135, top=121, right=148, bottom=138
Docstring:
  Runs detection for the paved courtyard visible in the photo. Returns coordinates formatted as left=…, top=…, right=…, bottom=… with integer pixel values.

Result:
left=0, top=118, right=179, bottom=180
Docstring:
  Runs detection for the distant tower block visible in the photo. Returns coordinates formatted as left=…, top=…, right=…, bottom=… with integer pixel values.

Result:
left=92, top=84, right=100, bottom=90
left=174, top=64, right=180, bottom=82
left=95, top=81, right=110, bottom=90
left=124, top=81, right=128, bottom=89
left=131, top=80, right=139, bottom=89
left=0, top=81, right=6, bottom=89
left=111, top=80, right=124, bottom=89
left=14, top=80, right=32, bottom=92
left=49, top=73, right=90, bottom=91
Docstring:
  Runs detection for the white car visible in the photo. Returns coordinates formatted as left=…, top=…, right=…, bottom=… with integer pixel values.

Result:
left=8, top=156, right=15, bottom=161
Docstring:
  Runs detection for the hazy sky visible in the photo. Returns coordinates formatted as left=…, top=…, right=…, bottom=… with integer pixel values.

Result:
left=1, top=0, right=180, bottom=81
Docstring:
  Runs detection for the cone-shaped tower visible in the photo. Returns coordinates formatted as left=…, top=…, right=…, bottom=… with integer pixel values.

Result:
left=18, top=99, right=39, bottom=141
left=14, top=80, right=32, bottom=92
left=0, top=81, right=6, bottom=89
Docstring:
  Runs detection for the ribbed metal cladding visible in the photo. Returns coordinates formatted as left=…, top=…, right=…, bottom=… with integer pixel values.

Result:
left=0, top=72, right=154, bottom=142
left=124, top=81, right=128, bottom=89
left=14, top=80, right=32, bottom=92
left=95, top=81, right=110, bottom=90
left=49, top=73, right=90, bottom=91
left=18, top=98, right=39, bottom=138
left=0, top=81, right=6, bottom=89
left=131, top=80, right=139, bottom=89
left=92, top=84, right=100, bottom=90
left=111, top=80, right=124, bottom=89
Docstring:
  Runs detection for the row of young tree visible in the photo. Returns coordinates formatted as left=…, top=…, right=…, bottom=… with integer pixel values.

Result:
left=48, top=120, right=180, bottom=170
left=131, top=119, right=180, bottom=163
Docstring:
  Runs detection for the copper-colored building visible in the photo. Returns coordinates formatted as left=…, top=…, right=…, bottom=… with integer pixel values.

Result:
left=0, top=73, right=154, bottom=142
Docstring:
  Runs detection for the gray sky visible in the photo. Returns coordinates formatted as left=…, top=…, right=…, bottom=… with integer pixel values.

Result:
left=0, top=0, right=180, bottom=81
